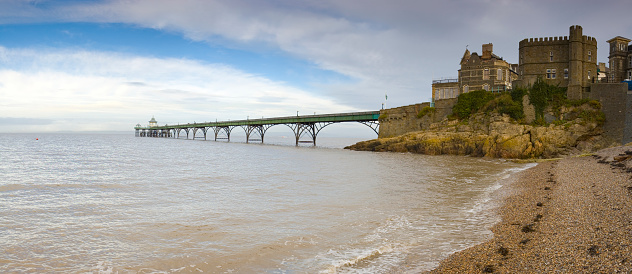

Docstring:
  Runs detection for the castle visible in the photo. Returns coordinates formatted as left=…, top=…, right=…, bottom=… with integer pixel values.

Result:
left=427, top=25, right=632, bottom=144
left=432, top=25, right=631, bottom=102
left=513, top=25, right=598, bottom=100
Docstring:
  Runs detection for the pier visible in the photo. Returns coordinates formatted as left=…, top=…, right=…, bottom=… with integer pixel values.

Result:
left=135, top=111, right=380, bottom=146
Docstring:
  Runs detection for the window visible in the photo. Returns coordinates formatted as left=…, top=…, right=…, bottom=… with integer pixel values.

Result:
left=546, top=69, right=556, bottom=79
left=629, top=56, right=631, bottom=67
left=483, top=84, right=490, bottom=91
left=628, top=71, right=631, bottom=80
left=588, top=70, right=591, bottom=79
left=588, top=51, right=592, bottom=61
left=497, top=69, right=503, bottom=80
left=463, top=85, right=469, bottom=93
left=564, top=68, right=569, bottom=79
left=550, top=51, right=553, bottom=62
left=483, top=68, right=489, bottom=80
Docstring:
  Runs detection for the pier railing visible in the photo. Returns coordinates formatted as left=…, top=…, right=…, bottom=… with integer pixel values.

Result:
left=135, top=111, right=380, bottom=146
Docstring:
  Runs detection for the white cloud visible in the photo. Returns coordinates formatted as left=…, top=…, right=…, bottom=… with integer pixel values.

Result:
left=0, top=47, right=355, bottom=132
left=1, top=0, right=632, bottom=122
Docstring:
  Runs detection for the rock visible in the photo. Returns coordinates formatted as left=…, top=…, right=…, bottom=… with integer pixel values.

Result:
left=346, top=103, right=609, bottom=159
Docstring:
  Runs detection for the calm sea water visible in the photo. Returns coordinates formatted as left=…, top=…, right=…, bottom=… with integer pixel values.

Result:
left=0, top=133, right=531, bottom=273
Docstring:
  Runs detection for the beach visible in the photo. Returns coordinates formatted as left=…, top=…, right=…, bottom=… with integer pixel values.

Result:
left=398, top=145, right=632, bottom=273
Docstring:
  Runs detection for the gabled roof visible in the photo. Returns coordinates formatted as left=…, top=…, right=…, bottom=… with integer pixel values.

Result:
left=460, top=49, right=471, bottom=65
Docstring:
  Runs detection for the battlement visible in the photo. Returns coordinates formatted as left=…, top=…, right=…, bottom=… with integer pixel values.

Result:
left=519, top=36, right=568, bottom=47
left=519, top=25, right=597, bottom=48
left=519, top=35, right=597, bottom=47
left=582, top=35, right=597, bottom=44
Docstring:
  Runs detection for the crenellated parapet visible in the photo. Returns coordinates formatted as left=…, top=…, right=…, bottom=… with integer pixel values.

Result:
left=519, top=35, right=596, bottom=48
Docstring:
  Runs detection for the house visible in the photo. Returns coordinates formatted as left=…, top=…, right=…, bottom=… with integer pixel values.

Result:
left=432, top=43, right=516, bottom=102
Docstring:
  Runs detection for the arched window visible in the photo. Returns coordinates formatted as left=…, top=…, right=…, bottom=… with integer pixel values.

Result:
left=463, top=85, right=469, bottom=93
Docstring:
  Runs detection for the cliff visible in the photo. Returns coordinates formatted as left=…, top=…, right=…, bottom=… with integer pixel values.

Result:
left=346, top=103, right=613, bottom=159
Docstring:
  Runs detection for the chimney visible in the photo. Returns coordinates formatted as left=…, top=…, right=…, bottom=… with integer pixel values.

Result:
left=482, top=43, right=493, bottom=59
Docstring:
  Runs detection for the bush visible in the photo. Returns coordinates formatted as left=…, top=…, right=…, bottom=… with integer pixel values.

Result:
left=528, top=78, right=566, bottom=120
left=496, top=93, right=525, bottom=120
left=417, top=106, right=435, bottom=118
left=451, top=90, right=495, bottom=120
left=589, top=100, right=602, bottom=110
left=510, top=87, right=527, bottom=102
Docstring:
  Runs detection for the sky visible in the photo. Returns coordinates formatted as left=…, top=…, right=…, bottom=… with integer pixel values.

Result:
left=0, top=0, right=631, bottom=134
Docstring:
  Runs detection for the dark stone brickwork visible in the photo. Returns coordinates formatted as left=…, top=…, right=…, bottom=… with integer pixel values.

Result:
left=625, top=91, right=632, bottom=144
left=590, top=83, right=629, bottom=143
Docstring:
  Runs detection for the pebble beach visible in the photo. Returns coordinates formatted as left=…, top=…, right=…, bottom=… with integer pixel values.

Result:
left=400, top=145, right=632, bottom=273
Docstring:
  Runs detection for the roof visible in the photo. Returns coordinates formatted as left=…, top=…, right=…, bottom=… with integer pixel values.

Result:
left=607, top=36, right=631, bottom=44
left=460, top=48, right=471, bottom=65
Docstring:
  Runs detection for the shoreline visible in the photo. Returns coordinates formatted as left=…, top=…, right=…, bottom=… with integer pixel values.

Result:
left=397, top=145, right=632, bottom=273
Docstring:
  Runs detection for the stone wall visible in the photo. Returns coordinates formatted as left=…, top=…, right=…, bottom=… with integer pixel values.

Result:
left=590, top=83, right=630, bottom=143
left=378, top=98, right=457, bottom=138
left=626, top=90, right=632, bottom=144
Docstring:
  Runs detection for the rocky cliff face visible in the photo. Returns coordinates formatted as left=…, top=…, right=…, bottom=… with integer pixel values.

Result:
left=346, top=107, right=612, bottom=158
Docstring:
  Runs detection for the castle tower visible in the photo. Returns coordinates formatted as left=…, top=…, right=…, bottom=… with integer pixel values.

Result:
left=607, top=36, right=631, bottom=83
left=567, top=25, right=584, bottom=100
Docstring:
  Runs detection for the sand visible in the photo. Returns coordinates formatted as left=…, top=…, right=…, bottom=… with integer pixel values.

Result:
left=400, top=145, right=632, bottom=273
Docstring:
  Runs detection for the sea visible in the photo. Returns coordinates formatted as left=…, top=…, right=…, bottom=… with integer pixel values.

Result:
left=0, top=133, right=533, bottom=273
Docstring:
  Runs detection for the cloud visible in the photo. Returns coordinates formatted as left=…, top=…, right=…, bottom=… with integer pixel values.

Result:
left=25, top=0, right=626, bottom=107
left=0, top=117, right=53, bottom=126
left=0, top=46, right=356, bottom=132
left=1, top=0, right=631, bottom=117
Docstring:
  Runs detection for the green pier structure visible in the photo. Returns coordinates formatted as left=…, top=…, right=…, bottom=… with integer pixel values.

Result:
left=134, top=111, right=380, bottom=146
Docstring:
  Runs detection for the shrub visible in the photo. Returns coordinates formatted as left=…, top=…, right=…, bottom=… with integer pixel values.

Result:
left=528, top=78, right=566, bottom=120
left=496, top=93, right=525, bottom=120
left=451, top=90, right=495, bottom=120
left=589, top=100, right=602, bottom=110
left=417, top=106, right=436, bottom=118
left=510, top=87, right=527, bottom=102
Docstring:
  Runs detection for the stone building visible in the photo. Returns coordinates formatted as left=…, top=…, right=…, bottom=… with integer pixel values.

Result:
left=458, top=43, right=515, bottom=94
left=431, top=78, right=459, bottom=101
left=607, top=36, right=632, bottom=83
left=432, top=43, right=515, bottom=101
left=514, top=25, right=598, bottom=100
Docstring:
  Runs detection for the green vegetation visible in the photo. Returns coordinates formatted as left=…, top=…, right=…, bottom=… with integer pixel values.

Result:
left=483, top=93, right=525, bottom=120
left=528, top=77, right=566, bottom=120
left=450, top=89, right=495, bottom=120
left=417, top=106, right=436, bottom=118
left=451, top=89, right=523, bottom=120
left=449, top=78, right=604, bottom=126
left=379, top=113, right=388, bottom=120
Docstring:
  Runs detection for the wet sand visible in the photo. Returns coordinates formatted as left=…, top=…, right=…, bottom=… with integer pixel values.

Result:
left=400, top=146, right=632, bottom=273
